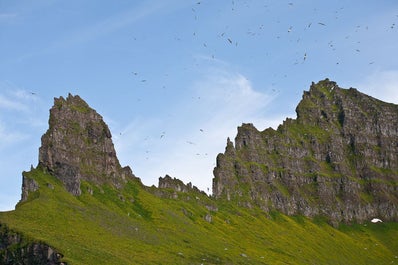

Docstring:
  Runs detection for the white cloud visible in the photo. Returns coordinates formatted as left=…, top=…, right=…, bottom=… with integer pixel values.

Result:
left=0, top=81, right=39, bottom=111
left=357, top=70, right=398, bottom=104
left=0, top=122, right=28, bottom=148
left=0, top=13, right=17, bottom=21
left=0, top=13, right=16, bottom=18
left=0, top=86, right=46, bottom=211
left=12, top=89, right=39, bottom=101
left=18, top=0, right=190, bottom=60
left=0, top=94, right=28, bottom=111
left=115, top=69, right=275, bottom=193
left=57, top=3, right=161, bottom=46
left=0, top=193, right=19, bottom=212
left=0, top=82, right=47, bottom=148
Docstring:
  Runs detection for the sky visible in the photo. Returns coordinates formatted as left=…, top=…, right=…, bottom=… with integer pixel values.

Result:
left=1, top=0, right=398, bottom=211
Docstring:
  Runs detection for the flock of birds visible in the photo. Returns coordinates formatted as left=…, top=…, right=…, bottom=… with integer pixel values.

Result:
left=129, top=1, right=397, bottom=83
left=119, top=1, right=398, bottom=186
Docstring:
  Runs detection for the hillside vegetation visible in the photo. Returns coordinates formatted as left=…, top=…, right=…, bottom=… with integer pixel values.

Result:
left=1, top=81, right=398, bottom=264
left=1, top=167, right=397, bottom=264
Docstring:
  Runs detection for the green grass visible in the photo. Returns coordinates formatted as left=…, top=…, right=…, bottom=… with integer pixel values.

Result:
left=1, top=168, right=397, bottom=264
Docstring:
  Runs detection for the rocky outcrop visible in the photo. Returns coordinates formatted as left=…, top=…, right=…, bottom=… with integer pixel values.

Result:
left=0, top=223, right=65, bottom=265
left=213, top=79, right=398, bottom=225
left=157, top=175, right=218, bottom=222
left=156, top=175, right=204, bottom=199
left=17, top=85, right=398, bottom=226
left=34, top=93, right=136, bottom=197
left=21, top=175, right=39, bottom=202
left=158, top=175, right=201, bottom=193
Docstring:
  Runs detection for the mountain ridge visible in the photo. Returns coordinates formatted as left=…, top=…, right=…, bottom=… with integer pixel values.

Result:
left=213, top=79, right=398, bottom=225
left=1, top=79, right=397, bottom=264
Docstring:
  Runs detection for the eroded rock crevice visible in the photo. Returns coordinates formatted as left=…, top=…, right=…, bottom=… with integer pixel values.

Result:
left=213, top=79, right=398, bottom=224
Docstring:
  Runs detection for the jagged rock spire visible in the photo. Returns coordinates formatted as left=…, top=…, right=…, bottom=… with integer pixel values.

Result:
left=37, top=93, right=135, bottom=195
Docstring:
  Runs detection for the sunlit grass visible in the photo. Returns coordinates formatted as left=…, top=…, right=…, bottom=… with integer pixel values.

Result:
left=1, top=168, right=397, bottom=264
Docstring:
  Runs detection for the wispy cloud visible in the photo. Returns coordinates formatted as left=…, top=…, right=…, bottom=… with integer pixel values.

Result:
left=0, top=81, right=40, bottom=112
left=19, top=0, right=189, bottom=60
left=115, top=69, right=276, bottom=192
left=0, top=193, right=20, bottom=212
left=54, top=3, right=164, bottom=46
left=0, top=81, right=46, bottom=210
left=0, top=121, right=28, bottom=149
left=357, top=70, right=398, bottom=104
left=0, top=81, right=47, bottom=146
left=0, top=13, right=18, bottom=21
left=0, top=94, right=28, bottom=111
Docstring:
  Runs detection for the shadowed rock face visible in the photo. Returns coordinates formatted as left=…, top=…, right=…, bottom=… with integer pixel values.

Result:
left=0, top=223, right=65, bottom=265
left=18, top=82, right=398, bottom=226
left=213, top=79, right=398, bottom=225
left=35, top=94, right=135, bottom=196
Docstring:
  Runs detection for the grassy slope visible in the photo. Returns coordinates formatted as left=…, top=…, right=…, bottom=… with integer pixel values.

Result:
left=1, top=168, right=397, bottom=264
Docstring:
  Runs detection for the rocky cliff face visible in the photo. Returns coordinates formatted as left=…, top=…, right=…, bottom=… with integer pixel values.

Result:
left=0, top=223, right=65, bottom=265
left=156, top=175, right=204, bottom=199
left=25, top=94, right=136, bottom=197
left=213, top=79, right=398, bottom=225
left=158, top=175, right=201, bottom=193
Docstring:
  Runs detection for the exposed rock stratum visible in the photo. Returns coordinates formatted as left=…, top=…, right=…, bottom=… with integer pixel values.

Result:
left=23, top=94, right=137, bottom=198
left=213, top=79, right=398, bottom=225
left=21, top=80, right=398, bottom=226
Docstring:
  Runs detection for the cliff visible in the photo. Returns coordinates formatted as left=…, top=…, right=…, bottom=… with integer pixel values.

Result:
left=158, top=175, right=201, bottom=193
left=0, top=223, right=65, bottom=265
left=213, top=79, right=398, bottom=225
left=23, top=94, right=137, bottom=198
left=1, top=83, right=397, bottom=264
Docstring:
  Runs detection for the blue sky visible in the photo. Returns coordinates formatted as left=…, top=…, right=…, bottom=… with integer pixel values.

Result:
left=1, top=0, right=398, bottom=211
